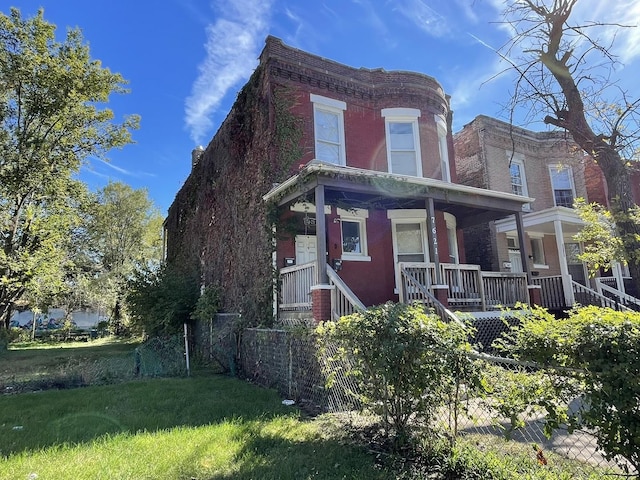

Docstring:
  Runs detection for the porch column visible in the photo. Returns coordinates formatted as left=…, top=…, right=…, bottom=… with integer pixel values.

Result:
left=426, top=197, right=443, bottom=285
left=554, top=220, right=575, bottom=306
left=315, top=185, right=328, bottom=285
left=612, top=262, right=626, bottom=294
left=514, top=211, right=532, bottom=281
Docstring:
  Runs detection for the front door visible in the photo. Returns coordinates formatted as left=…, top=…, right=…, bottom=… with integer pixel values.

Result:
left=565, top=242, right=586, bottom=285
left=508, top=249, right=524, bottom=273
left=295, top=235, right=317, bottom=265
left=391, top=221, right=429, bottom=292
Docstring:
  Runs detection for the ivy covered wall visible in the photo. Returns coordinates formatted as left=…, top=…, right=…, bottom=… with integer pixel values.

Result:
left=165, top=64, right=301, bottom=326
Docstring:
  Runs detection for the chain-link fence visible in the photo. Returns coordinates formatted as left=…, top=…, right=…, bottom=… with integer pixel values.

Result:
left=234, top=316, right=637, bottom=477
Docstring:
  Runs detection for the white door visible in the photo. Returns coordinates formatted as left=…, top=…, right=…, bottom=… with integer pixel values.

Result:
left=508, top=249, right=523, bottom=273
left=392, top=221, right=429, bottom=291
left=295, top=235, right=317, bottom=265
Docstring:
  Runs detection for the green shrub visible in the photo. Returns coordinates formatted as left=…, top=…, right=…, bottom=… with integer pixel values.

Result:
left=316, top=302, right=481, bottom=449
left=496, top=305, right=640, bottom=473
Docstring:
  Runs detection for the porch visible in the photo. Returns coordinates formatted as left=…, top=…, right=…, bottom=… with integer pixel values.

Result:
left=279, top=262, right=640, bottom=323
left=278, top=261, right=531, bottom=321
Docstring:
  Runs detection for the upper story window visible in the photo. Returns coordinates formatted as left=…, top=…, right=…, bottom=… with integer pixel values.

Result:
left=549, top=164, right=575, bottom=207
left=311, top=94, right=346, bottom=165
left=435, top=114, right=451, bottom=182
left=382, top=108, right=422, bottom=177
left=508, top=153, right=530, bottom=211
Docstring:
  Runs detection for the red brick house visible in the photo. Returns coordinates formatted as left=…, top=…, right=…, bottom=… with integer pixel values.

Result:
left=165, top=37, right=540, bottom=326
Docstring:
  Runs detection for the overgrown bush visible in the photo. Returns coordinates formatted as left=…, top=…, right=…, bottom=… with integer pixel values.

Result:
left=126, top=263, right=199, bottom=336
left=316, top=302, right=482, bottom=449
left=496, top=305, right=640, bottom=473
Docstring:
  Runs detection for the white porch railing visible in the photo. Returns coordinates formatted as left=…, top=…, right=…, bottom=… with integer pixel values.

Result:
left=481, top=272, right=528, bottom=308
left=279, top=261, right=315, bottom=310
left=327, top=264, right=366, bottom=320
left=399, top=262, right=528, bottom=311
left=595, top=278, right=640, bottom=310
left=573, top=280, right=633, bottom=312
left=532, top=275, right=565, bottom=310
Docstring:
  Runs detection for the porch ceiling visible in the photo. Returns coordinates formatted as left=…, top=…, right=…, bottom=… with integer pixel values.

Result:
left=264, top=162, right=532, bottom=228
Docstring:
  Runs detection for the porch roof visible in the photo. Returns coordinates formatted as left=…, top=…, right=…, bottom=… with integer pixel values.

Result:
left=263, top=162, right=534, bottom=228
left=495, top=206, right=585, bottom=235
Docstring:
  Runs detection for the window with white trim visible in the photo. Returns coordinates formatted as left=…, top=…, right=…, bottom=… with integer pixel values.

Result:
left=337, top=208, right=370, bottom=261
left=508, top=153, right=530, bottom=211
left=311, top=94, right=346, bottom=165
left=382, top=108, right=422, bottom=177
left=549, top=164, right=575, bottom=207
left=435, top=114, right=451, bottom=182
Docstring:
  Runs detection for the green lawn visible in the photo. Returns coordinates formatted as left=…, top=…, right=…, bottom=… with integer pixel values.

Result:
left=1, top=337, right=139, bottom=382
left=0, top=374, right=387, bottom=480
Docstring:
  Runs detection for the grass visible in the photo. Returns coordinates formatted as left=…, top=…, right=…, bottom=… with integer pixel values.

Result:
left=0, top=339, right=625, bottom=479
left=0, top=337, right=139, bottom=381
left=0, top=374, right=387, bottom=480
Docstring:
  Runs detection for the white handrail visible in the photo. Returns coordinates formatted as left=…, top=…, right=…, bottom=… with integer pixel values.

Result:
left=596, top=281, right=640, bottom=309
left=327, top=264, right=366, bottom=320
left=572, top=280, right=632, bottom=312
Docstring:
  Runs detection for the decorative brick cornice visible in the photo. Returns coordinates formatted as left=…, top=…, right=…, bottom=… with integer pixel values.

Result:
left=262, top=36, right=449, bottom=115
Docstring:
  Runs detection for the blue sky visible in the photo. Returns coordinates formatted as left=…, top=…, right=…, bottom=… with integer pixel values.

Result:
left=7, top=0, right=640, bottom=213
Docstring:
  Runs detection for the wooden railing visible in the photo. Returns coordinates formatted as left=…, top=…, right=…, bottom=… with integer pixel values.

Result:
left=572, top=280, right=632, bottom=311
left=279, top=261, right=315, bottom=310
left=532, top=275, right=565, bottom=310
left=399, top=262, right=529, bottom=311
left=327, top=264, right=366, bottom=320
left=594, top=280, right=640, bottom=311
left=481, top=272, right=528, bottom=308
left=441, top=263, right=484, bottom=310
left=400, top=267, right=466, bottom=327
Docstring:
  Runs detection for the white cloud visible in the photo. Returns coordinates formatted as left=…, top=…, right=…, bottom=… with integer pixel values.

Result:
left=577, top=0, right=640, bottom=64
left=185, top=0, right=273, bottom=145
left=393, top=0, right=451, bottom=38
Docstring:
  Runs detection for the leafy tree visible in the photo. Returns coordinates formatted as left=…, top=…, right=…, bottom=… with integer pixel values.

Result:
left=126, top=262, right=200, bottom=336
left=80, top=182, right=163, bottom=334
left=573, top=198, right=628, bottom=276
left=497, top=0, right=640, bottom=293
left=0, top=8, right=139, bottom=328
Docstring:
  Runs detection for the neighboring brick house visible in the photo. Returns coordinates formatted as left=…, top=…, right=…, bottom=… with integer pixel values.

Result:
left=454, top=114, right=630, bottom=308
left=165, top=37, right=536, bottom=326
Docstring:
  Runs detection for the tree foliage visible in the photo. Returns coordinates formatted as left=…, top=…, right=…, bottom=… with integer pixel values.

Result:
left=498, top=0, right=640, bottom=292
left=60, top=182, right=163, bottom=334
left=0, top=8, right=139, bottom=327
left=573, top=198, right=629, bottom=275
left=496, top=305, right=640, bottom=473
left=126, top=262, right=200, bottom=336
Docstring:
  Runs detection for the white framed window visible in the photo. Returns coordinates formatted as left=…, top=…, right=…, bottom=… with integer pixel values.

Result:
left=508, top=153, right=530, bottom=211
left=311, top=94, right=346, bottom=165
left=549, top=164, right=575, bottom=207
left=382, top=108, right=422, bottom=177
left=435, top=114, right=451, bottom=182
left=337, top=208, right=370, bottom=261
left=529, top=235, right=548, bottom=268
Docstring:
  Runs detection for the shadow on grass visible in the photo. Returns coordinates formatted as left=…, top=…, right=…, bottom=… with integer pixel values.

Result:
left=187, top=422, right=387, bottom=480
